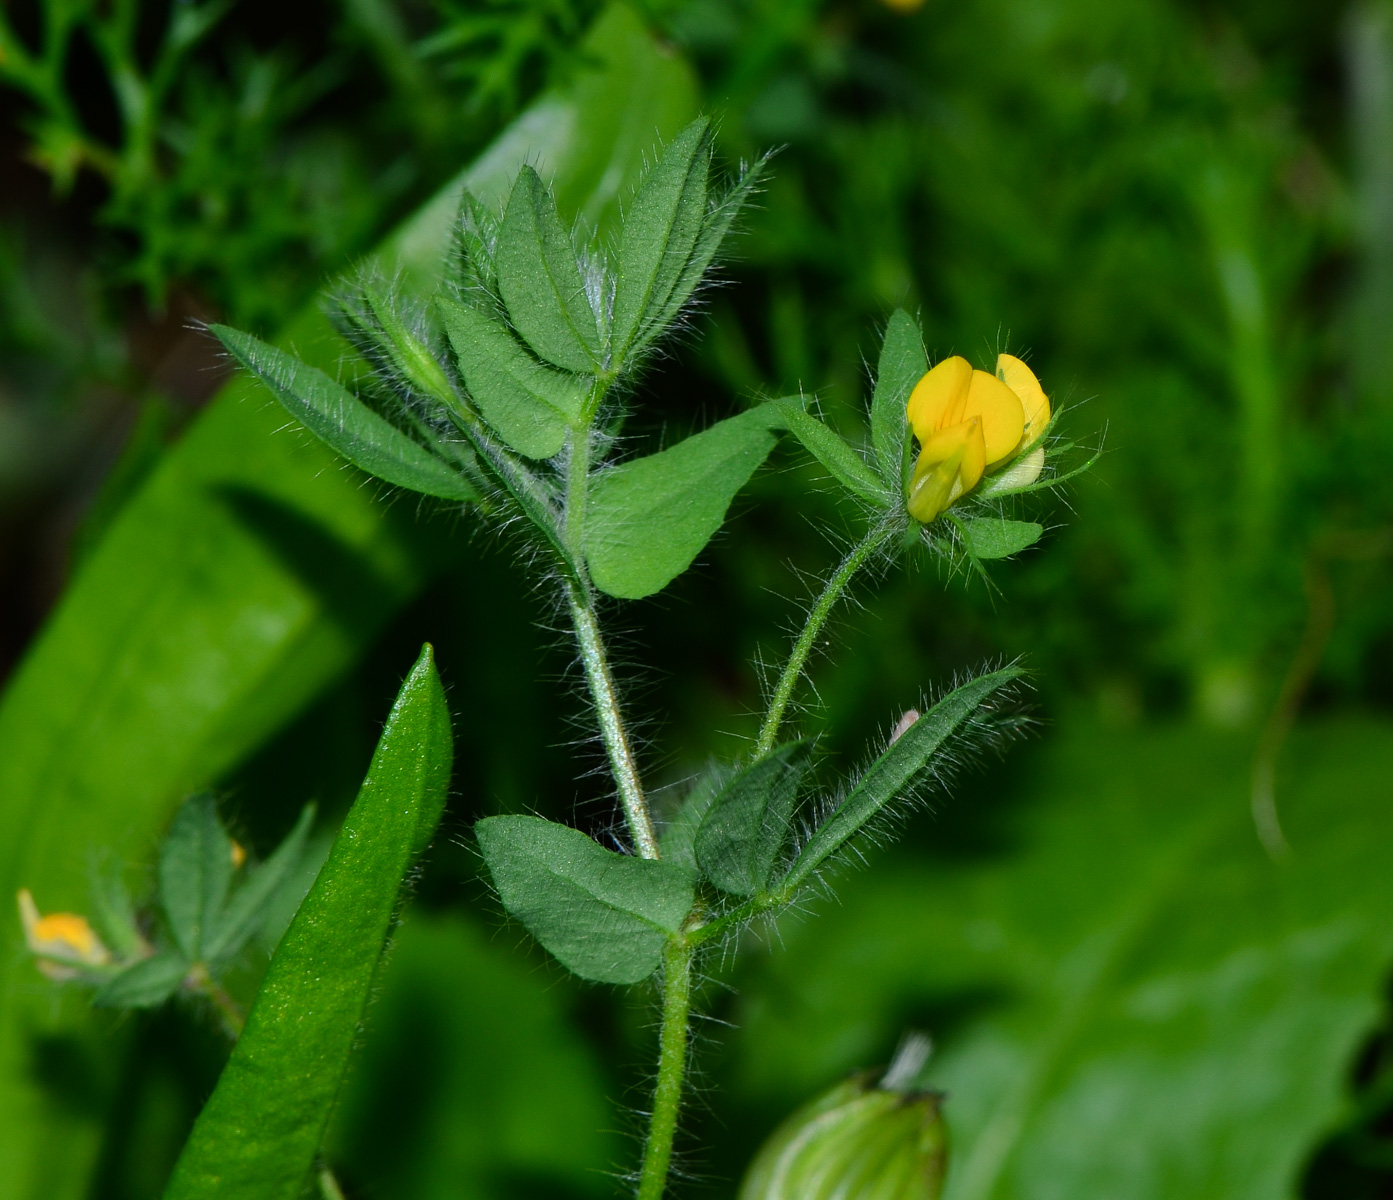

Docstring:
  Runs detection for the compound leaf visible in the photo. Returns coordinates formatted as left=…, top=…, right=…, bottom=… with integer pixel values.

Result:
left=476, top=815, right=696, bottom=984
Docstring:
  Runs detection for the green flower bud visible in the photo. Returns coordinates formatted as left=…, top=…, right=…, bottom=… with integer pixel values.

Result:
left=739, top=1042, right=946, bottom=1200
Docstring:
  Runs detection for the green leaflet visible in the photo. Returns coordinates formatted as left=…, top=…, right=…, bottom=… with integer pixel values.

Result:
left=476, top=815, right=696, bottom=985
left=871, top=310, right=927, bottom=489
left=770, top=400, right=888, bottom=505
left=204, top=805, right=315, bottom=965
left=612, top=116, right=712, bottom=359
left=438, top=296, right=588, bottom=459
left=212, top=326, right=476, bottom=502
left=696, top=744, right=809, bottom=897
left=158, top=794, right=235, bottom=964
left=957, top=516, right=1044, bottom=560
left=649, top=154, right=770, bottom=334
left=730, top=719, right=1393, bottom=1200
left=659, top=763, right=732, bottom=872
left=783, top=668, right=1023, bottom=891
left=162, top=644, right=453, bottom=1200
left=584, top=405, right=783, bottom=599
left=94, top=953, right=189, bottom=1010
left=0, top=11, right=696, bottom=1194
left=496, top=166, right=602, bottom=373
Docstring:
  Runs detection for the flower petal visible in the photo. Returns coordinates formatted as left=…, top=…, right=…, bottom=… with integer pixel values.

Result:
left=964, top=370, right=1026, bottom=464
left=907, top=356, right=971, bottom=443
left=997, top=353, right=1050, bottom=445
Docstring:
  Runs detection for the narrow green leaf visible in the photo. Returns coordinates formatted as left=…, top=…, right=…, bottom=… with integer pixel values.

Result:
left=158, top=794, right=234, bottom=963
left=650, top=153, right=770, bottom=334
left=438, top=297, right=587, bottom=459
left=476, top=815, right=696, bottom=985
left=784, top=668, right=1023, bottom=890
left=162, top=643, right=453, bottom=1200
left=86, top=854, right=146, bottom=960
left=203, top=804, right=316, bottom=967
left=870, top=310, right=927, bottom=488
left=959, top=517, right=1044, bottom=560
left=612, top=116, right=712, bottom=359
left=771, top=400, right=888, bottom=505
left=696, top=743, right=809, bottom=897
left=496, top=166, right=600, bottom=372
left=452, top=189, right=501, bottom=295
left=211, top=325, right=476, bottom=502
left=93, top=953, right=189, bottom=1010
left=584, top=405, right=783, bottom=599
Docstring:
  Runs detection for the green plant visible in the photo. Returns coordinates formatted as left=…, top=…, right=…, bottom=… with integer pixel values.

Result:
left=94, top=117, right=1077, bottom=1195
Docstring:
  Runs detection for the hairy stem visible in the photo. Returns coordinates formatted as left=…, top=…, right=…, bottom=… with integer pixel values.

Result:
left=568, top=587, right=660, bottom=857
left=756, top=521, right=896, bottom=755
left=637, top=938, right=693, bottom=1200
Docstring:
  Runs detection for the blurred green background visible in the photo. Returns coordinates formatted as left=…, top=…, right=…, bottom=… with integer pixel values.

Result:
left=2, top=0, right=1392, bottom=1197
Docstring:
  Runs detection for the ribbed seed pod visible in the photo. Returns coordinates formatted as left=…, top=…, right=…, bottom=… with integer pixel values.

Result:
left=739, top=1064, right=946, bottom=1200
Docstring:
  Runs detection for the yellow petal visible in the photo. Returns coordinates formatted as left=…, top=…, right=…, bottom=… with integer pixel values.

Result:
left=907, top=356, right=971, bottom=443
left=996, top=353, right=1050, bottom=445
left=963, top=371, right=1025, bottom=464
left=906, top=419, right=987, bottom=523
left=17, top=888, right=109, bottom=965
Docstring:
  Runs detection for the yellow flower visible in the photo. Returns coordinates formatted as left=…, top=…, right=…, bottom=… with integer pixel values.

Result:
left=17, top=889, right=112, bottom=981
left=905, top=352, right=1050, bottom=523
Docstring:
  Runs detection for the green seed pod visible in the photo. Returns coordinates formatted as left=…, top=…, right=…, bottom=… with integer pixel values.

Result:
left=739, top=1051, right=946, bottom=1200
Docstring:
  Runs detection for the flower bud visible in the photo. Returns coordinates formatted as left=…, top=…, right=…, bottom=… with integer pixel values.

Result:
left=739, top=1045, right=946, bottom=1200
left=17, top=888, right=112, bottom=981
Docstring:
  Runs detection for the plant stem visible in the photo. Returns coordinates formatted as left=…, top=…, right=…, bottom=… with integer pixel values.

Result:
left=756, top=521, right=896, bottom=755
left=637, top=938, right=693, bottom=1200
left=317, top=1164, right=348, bottom=1200
left=567, top=586, right=660, bottom=858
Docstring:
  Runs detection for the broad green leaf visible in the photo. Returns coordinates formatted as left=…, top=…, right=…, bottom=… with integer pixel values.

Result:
left=476, top=815, right=696, bottom=984
left=326, top=913, right=619, bottom=1196
left=93, top=953, right=189, bottom=1010
left=957, top=517, right=1044, bottom=560
left=0, top=11, right=697, bottom=1193
left=612, top=116, right=712, bottom=358
left=438, top=296, right=587, bottom=459
left=211, top=326, right=475, bottom=502
left=163, top=644, right=453, bottom=1200
left=496, top=166, right=600, bottom=372
left=158, top=794, right=235, bottom=963
left=203, top=804, right=315, bottom=966
left=871, top=310, right=927, bottom=488
left=784, top=668, right=1024, bottom=891
left=771, top=400, right=888, bottom=505
left=696, top=744, right=809, bottom=897
left=729, top=718, right=1393, bottom=1200
left=584, top=405, right=783, bottom=599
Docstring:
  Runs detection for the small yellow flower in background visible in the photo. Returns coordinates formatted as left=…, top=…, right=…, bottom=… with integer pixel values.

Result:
left=17, top=888, right=111, bottom=981
left=230, top=839, right=247, bottom=870
left=905, top=352, right=1051, bottom=523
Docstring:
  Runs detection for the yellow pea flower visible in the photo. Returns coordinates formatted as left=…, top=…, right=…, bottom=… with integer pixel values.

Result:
left=905, top=353, right=1051, bottom=523
left=17, top=888, right=112, bottom=981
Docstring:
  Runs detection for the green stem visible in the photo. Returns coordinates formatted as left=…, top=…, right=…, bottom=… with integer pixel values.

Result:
left=317, top=1164, right=348, bottom=1200
left=637, top=938, right=693, bottom=1200
left=567, top=586, right=659, bottom=858
left=756, top=521, right=896, bottom=755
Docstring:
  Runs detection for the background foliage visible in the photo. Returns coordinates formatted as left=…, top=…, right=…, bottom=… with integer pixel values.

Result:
left=1, top=0, right=1391, bottom=1197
